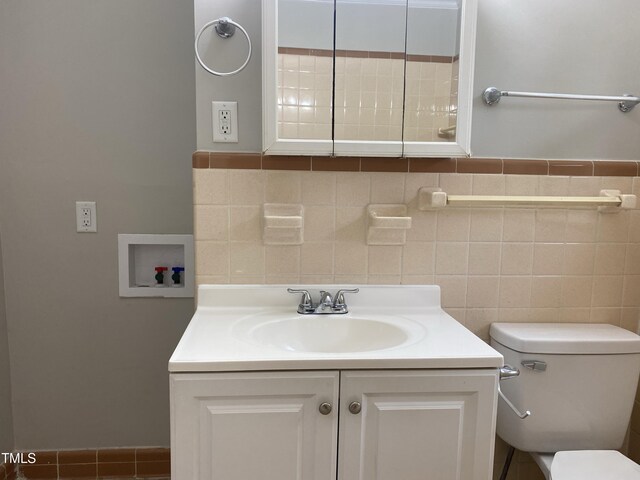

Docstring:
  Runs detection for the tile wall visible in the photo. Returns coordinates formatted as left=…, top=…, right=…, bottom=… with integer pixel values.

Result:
left=193, top=163, right=640, bottom=480
left=277, top=53, right=455, bottom=142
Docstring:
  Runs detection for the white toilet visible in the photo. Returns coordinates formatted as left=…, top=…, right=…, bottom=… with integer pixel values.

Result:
left=490, top=323, right=640, bottom=480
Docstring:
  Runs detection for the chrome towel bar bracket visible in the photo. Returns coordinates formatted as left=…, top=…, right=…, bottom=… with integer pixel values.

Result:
left=483, top=86, right=640, bottom=112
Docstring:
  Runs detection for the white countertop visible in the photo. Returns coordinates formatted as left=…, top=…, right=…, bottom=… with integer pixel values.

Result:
left=169, top=285, right=503, bottom=372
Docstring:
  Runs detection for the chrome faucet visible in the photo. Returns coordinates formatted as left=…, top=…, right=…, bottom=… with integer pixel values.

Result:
left=287, top=288, right=359, bottom=314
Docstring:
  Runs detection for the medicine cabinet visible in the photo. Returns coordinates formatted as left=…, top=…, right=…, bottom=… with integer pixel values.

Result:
left=262, top=0, right=478, bottom=157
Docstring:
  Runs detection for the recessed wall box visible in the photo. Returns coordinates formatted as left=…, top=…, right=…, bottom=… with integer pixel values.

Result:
left=118, top=234, right=194, bottom=298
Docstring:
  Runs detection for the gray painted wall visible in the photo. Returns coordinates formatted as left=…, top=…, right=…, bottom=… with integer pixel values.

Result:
left=0, top=237, right=13, bottom=454
left=0, top=0, right=195, bottom=449
left=197, top=0, right=640, bottom=160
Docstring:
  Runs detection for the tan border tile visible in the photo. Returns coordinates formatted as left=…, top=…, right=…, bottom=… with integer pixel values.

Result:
left=192, top=151, right=210, bottom=169
left=312, top=157, right=360, bottom=172
left=548, top=160, right=594, bottom=176
left=409, top=158, right=456, bottom=173
left=457, top=158, right=503, bottom=174
left=262, top=155, right=311, bottom=171
left=210, top=153, right=261, bottom=170
left=594, top=161, right=638, bottom=177
left=503, top=159, right=548, bottom=175
left=361, top=157, right=408, bottom=172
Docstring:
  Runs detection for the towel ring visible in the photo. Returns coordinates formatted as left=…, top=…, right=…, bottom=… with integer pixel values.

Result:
left=195, top=17, right=252, bottom=77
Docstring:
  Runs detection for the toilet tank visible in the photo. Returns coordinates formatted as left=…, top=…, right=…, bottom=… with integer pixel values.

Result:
left=490, top=323, right=640, bottom=453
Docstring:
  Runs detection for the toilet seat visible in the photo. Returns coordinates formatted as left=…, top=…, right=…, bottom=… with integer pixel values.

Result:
left=551, top=451, right=640, bottom=480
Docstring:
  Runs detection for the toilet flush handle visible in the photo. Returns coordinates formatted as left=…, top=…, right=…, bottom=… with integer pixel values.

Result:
left=498, top=365, right=531, bottom=419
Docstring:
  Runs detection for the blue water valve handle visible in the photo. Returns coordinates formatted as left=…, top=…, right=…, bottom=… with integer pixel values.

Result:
left=171, top=267, right=185, bottom=285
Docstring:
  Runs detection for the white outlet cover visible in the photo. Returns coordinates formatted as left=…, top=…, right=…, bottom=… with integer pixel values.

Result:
left=76, top=201, right=97, bottom=232
left=212, top=101, right=238, bottom=143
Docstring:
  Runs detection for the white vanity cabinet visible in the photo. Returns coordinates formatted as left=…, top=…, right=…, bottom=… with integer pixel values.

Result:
left=170, top=369, right=498, bottom=480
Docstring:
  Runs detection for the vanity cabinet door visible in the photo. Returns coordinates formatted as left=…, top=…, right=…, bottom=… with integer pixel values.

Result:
left=171, top=371, right=339, bottom=480
left=338, top=370, right=498, bottom=480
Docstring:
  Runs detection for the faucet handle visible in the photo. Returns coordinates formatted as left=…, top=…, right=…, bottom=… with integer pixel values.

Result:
left=287, top=288, right=313, bottom=313
left=333, top=288, right=359, bottom=306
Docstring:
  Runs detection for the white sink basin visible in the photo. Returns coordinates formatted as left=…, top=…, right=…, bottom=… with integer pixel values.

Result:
left=169, top=285, right=504, bottom=372
left=233, top=314, right=422, bottom=353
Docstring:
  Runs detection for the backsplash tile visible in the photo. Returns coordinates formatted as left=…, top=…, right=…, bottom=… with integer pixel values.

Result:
left=193, top=168, right=640, bottom=341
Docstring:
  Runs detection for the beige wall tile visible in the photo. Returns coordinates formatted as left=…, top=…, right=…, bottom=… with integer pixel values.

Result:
left=530, top=276, right=562, bottom=307
left=301, top=172, right=336, bottom=205
left=266, top=275, right=301, bottom=284
left=304, top=206, right=336, bottom=242
left=195, top=241, right=229, bottom=276
left=300, top=243, right=334, bottom=275
left=565, top=210, right=598, bottom=243
left=501, top=243, right=534, bottom=275
left=265, top=245, right=301, bottom=275
left=230, top=170, right=264, bottom=205
left=535, top=210, right=567, bottom=242
left=466, top=276, right=500, bottom=308
left=595, top=243, right=627, bottom=274
left=334, top=242, right=368, bottom=275
left=469, top=209, right=504, bottom=242
left=443, top=308, right=466, bottom=323
left=503, top=210, right=536, bottom=242
left=562, top=243, right=595, bottom=275
left=367, top=275, right=402, bottom=285
left=265, top=171, right=302, bottom=203
left=601, top=176, right=633, bottom=193
left=597, top=211, right=630, bottom=243
left=402, top=242, right=435, bottom=275
left=465, top=308, right=499, bottom=342
left=406, top=210, right=437, bottom=242
left=569, top=176, right=601, bottom=196
left=436, top=243, right=469, bottom=275
left=505, top=175, right=538, bottom=196
left=230, top=275, right=265, bottom=284
left=626, top=244, right=640, bottom=274
left=439, top=173, right=472, bottom=194
left=538, top=176, right=569, bottom=195
left=591, top=276, right=624, bottom=307
left=497, top=308, right=532, bottom=323
left=590, top=307, right=622, bottom=325
left=368, top=246, right=402, bottom=275
left=558, top=307, right=591, bottom=323
left=472, top=175, right=505, bottom=195
left=196, top=275, right=228, bottom=286
left=337, top=172, right=370, bottom=206
left=336, top=207, right=366, bottom=243
left=229, top=206, right=262, bottom=242
left=334, top=274, right=367, bottom=284
left=300, top=274, right=335, bottom=284
left=194, top=206, right=229, bottom=241
left=499, top=276, right=531, bottom=308
left=624, top=275, right=640, bottom=307
left=436, top=210, right=471, bottom=242
left=629, top=211, right=640, bottom=243
left=401, top=274, right=435, bottom=285
left=194, top=169, right=228, bottom=205
left=528, top=308, right=560, bottom=323
left=532, top=243, right=564, bottom=275
left=621, top=307, right=640, bottom=333
left=370, top=172, right=405, bottom=203
left=561, top=276, right=593, bottom=307
left=468, top=243, right=501, bottom=275
left=230, top=242, right=265, bottom=276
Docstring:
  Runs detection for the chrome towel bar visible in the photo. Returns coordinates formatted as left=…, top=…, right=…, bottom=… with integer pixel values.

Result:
left=483, top=87, right=640, bottom=112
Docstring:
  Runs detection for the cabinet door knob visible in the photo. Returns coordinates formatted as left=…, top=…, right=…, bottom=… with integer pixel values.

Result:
left=348, top=401, right=361, bottom=414
left=318, top=402, right=332, bottom=415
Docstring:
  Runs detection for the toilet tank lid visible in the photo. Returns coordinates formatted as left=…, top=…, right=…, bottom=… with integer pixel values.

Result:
left=490, top=323, right=640, bottom=354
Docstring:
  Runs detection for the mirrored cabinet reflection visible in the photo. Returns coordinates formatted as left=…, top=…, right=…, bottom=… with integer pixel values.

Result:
left=263, top=0, right=477, bottom=157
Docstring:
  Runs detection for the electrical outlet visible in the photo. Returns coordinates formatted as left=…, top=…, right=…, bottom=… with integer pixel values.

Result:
left=212, top=101, right=238, bottom=142
left=76, top=201, right=97, bottom=232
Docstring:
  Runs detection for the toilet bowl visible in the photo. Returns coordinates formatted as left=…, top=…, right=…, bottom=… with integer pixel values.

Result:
left=490, top=323, right=640, bottom=480
left=531, top=451, right=640, bottom=480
